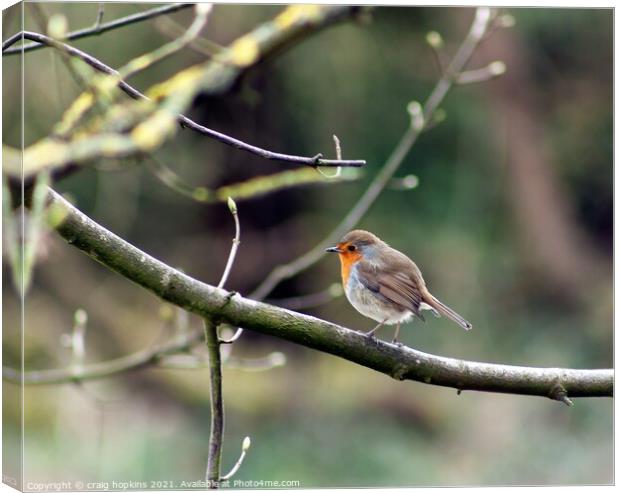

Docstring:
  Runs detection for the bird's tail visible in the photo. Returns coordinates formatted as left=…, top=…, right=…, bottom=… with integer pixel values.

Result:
left=425, top=294, right=472, bottom=331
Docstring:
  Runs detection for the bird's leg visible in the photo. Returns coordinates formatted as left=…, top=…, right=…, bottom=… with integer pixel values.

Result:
left=391, top=323, right=402, bottom=345
left=366, top=319, right=386, bottom=338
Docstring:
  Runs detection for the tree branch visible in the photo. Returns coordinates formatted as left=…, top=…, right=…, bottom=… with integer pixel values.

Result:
left=4, top=21, right=365, bottom=183
left=24, top=188, right=611, bottom=403
left=2, top=329, right=204, bottom=385
left=2, top=3, right=194, bottom=55
left=4, top=5, right=365, bottom=183
left=149, top=158, right=361, bottom=204
left=204, top=318, right=224, bottom=487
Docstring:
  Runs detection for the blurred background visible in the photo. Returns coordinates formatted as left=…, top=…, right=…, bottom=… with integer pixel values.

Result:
left=3, top=2, right=613, bottom=488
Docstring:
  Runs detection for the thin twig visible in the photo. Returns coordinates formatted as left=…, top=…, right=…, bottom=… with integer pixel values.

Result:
left=115, top=4, right=212, bottom=81
left=31, top=4, right=107, bottom=114
left=218, top=198, right=240, bottom=290
left=426, top=30, right=447, bottom=75
left=154, top=15, right=224, bottom=58
left=221, top=437, right=251, bottom=481
left=217, top=198, right=242, bottom=344
left=3, top=329, right=204, bottom=385
left=3, top=3, right=194, bottom=54
left=316, top=134, right=343, bottom=179
left=249, top=7, right=496, bottom=302
left=455, top=61, right=506, bottom=84
left=93, top=3, right=105, bottom=30
left=156, top=352, right=286, bottom=372
left=218, top=328, right=244, bottom=345
left=4, top=31, right=365, bottom=177
left=204, top=318, right=224, bottom=487
left=1, top=333, right=287, bottom=384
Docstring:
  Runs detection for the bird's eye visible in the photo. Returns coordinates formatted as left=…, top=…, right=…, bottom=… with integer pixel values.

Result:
left=347, top=245, right=356, bottom=252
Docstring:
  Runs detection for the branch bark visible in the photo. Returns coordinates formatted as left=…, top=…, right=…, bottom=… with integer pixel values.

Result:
left=204, top=319, right=224, bottom=487
left=27, top=189, right=612, bottom=403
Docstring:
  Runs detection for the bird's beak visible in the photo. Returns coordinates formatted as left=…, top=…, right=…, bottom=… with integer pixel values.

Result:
left=325, top=246, right=342, bottom=253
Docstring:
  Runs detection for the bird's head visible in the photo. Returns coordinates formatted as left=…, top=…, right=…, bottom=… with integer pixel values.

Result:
left=325, top=230, right=385, bottom=263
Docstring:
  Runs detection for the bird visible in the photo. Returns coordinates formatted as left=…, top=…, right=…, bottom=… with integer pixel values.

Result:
left=326, top=230, right=472, bottom=344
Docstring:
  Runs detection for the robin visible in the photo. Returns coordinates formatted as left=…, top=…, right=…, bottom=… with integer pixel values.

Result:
left=326, top=230, right=472, bottom=344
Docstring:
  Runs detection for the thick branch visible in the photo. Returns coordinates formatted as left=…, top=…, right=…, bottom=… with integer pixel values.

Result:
left=2, top=3, right=194, bottom=55
left=33, top=189, right=612, bottom=402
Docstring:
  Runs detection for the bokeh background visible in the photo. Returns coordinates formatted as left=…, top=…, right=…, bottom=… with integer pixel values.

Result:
left=3, top=2, right=613, bottom=488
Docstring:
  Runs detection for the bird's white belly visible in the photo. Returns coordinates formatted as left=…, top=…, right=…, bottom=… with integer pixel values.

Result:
left=345, top=269, right=413, bottom=325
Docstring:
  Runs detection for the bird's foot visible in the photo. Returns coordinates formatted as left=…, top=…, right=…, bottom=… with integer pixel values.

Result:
left=362, top=331, right=379, bottom=345
left=391, top=339, right=403, bottom=347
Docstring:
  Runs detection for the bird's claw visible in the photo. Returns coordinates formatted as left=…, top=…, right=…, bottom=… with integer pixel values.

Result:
left=392, top=340, right=403, bottom=347
left=362, top=331, right=378, bottom=343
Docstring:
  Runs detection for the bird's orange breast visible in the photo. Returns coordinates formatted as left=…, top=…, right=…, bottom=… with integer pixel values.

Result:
left=338, top=251, right=363, bottom=287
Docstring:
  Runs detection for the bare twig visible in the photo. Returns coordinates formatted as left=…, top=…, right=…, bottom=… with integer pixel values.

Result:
left=154, top=15, right=224, bottom=58
left=2, top=3, right=194, bottom=54
left=217, top=198, right=242, bottom=345
left=1, top=332, right=287, bottom=384
left=115, top=3, right=212, bottom=81
left=221, top=437, right=251, bottom=481
left=204, top=319, right=224, bottom=487
left=224, top=353, right=286, bottom=372
left=218, top=327, right=244, bottom=345
left=249, top=7, right=498, bottom=302
left=3, top=329, right=204, bottom=385
left=29, top=5, right=76, bottom=82
left=156, top=351, right=286, bottom=372
left=218, top=198, right=240, bottom=290
left=93, top=3, right=105, bottom=30
left=456, top=61, right=506, bottom=84
left=426, top=31, right=447, bottom=75
left=4, top=31, right=365, bottom=180
left=316, top=134, right=343, bottom=179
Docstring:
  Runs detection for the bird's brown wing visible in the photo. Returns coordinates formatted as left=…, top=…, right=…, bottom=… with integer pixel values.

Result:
left=356, top=261, right=426, bottom=321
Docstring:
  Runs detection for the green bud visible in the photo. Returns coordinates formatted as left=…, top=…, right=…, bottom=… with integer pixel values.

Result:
left=426, top=31, right=443, bottom=48
left=74, top=308, right=88, bottom=327
left=401, top=175, right=419, bottom=190
left=227, top=197, right=238, bottom=214
left=488, top=61, right=506, bottom=76
left=242, top=436, right=251, bottom=452
left=48, top=14, right=68, bottom=39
